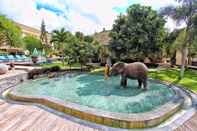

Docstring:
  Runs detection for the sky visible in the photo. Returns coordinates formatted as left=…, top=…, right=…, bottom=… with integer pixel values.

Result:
left=0, top=0, right=185, bottom=35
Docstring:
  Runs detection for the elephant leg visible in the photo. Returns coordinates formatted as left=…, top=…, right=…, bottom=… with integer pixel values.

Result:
left=124, top=78, right=127, bottom=88
left=143, top=79, right=148, bottom=91
left=121, top=76, right=127, bottom=88
left=138, top=79, right=142, bottom=89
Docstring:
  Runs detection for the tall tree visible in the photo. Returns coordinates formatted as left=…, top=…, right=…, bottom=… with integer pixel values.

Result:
left=23, top=35, right=43, bottom=53
left=40, top=20, right=48, bottom=45
left=0, top=15, right=23, bottom=47
left=110, top=4, right=165, bottom=61
left=163, top=29, right=182, bottom=58
left=51, top=28, right=74, bottom=64
left=160, top=0, right=197, bottom=79
left=75, top=31, right=84, bottom=41
left=51, top=28, right=71, bottom=51
left=84, top=35, right=94, bottom=43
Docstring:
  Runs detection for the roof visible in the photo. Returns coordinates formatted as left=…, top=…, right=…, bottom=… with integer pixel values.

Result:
left=0, top=46, right=24, bottom=53
left=14, top=22, right=51, bottom=37
left=15, top=22, right=41, bottom=34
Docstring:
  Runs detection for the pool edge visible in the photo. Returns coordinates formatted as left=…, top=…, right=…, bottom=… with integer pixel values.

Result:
left=6, top=86, right=184, bottom=129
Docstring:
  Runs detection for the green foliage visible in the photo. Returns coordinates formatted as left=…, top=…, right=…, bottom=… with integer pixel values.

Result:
left=23, top=35, right=43, bottom=53
left=173, top=30, right=187, bottom=50
left=91, top=41, right=102, bottom=62
left=64, top=39, right=92, bottom=65
left=84, top=35, right=94, bottom=43
left=51, top=27, right=102, bottom=68
left=0, top=14, right=23, bottom=47
left=162, top=29, right=182, bottom=57
left=110, top=4, right=165, bottom=61
left=75, top=31, right=84, bottom=41
left=100, top=45, right=110, bottom=62
left=51, top=28, right=73, bottom=54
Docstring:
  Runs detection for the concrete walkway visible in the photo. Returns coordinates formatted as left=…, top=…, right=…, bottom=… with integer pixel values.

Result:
left=175, top=113, right=197, bottom=131
left=0, top=70, right=27, bottom=80
left=0, top=99, right=100, bottom=131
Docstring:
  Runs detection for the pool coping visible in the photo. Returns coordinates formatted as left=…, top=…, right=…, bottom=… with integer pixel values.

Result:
left=6, top=78, right=185, bottom=129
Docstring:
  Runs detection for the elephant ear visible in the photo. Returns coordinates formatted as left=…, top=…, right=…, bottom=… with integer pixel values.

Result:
left=115, top=62, right=126, bottom=74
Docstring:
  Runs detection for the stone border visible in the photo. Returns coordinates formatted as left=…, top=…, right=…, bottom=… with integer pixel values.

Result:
left=6, top=79, right=185, bottom=129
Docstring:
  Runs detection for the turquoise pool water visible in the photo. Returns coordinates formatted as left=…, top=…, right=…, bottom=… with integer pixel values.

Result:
left=14, top=73, right=175, bottom=113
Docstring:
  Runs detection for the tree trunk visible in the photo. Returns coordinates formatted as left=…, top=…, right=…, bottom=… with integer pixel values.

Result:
left=188, top=48, right=192, bottom=66
left=179, top=23, right=190, bottom=79
left=180, top=47, right=187, bottom=79
left=69, top=64, right=71, bottom=71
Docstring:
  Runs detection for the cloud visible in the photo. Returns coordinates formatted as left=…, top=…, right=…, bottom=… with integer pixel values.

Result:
left=68, top=0, right=128, bottom=33
left=0, top=0, right=184, bottom=35
left=0, top=0, right=69, bottom=32
left=165, top=17, right=186, bottom=32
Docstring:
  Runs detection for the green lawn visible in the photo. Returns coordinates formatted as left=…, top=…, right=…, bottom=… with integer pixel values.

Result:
left=41, top=61, right=85, bottom=69
left=149, top=68, right=197, bottom=93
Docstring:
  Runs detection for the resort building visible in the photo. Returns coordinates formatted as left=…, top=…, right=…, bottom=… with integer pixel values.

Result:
left=15, top=22, right=51, bottom=42
left=0, top=22, right=52, bottom=54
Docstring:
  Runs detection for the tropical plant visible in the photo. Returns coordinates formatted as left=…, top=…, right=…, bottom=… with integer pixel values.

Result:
left=109, top=4, right=165, bottom=61
left=75, top=31, right=84, bottom=41
left=163, top=29, right=181, bottom=56
left=51, top=28, right=74, bottom=64
left=0, top=14, right=23, bottom=47
left=63, top=37, right=78, bottom=69
left=91, top=41, right=102, bottom=62
left=160, top=0, right=197, bottom=79
left=51, top=28, right=73, bottom=51
left=23, top=35, right=43, bottom=53
left=84, top=35, right=94, bottom=43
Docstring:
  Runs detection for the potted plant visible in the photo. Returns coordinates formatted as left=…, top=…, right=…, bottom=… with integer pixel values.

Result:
left=31, top=48, right=39, bottom=64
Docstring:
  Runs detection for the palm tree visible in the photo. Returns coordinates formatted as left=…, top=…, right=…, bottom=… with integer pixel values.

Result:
left=160, top=0, right=197, bottom=79
left=51, top=28, right=73, bottom=64
left=51, top=28, right=67, bottom=50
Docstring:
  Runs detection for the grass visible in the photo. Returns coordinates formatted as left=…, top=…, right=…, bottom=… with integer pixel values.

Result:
left=41, top=61, right=85, bottom=69
left=149, top=68, right=197, bottom=93
left=90, top=67, right=105, bottom=74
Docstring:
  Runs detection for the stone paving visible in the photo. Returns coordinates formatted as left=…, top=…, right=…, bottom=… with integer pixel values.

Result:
left=175, top=113, right=197, bottom=131
left=0, top=99, right=101, bottom=131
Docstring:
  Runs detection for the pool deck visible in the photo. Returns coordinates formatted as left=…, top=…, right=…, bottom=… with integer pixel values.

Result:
left=175, top=113, right=197, bottom=131
left=0, top=69, right=197, bottom=131
left=0, top=98, right=197, bottom=131
left=0, top=99, right=100, bottom=131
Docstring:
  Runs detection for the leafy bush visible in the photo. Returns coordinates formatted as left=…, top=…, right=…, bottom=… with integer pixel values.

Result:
left=23, top=35, right=43, bottom=53
left=0, top=15, right=23, bottom=47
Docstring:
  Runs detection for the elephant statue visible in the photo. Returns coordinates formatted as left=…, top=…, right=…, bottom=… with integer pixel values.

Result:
left=110, top=62, right=148, bottom=90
